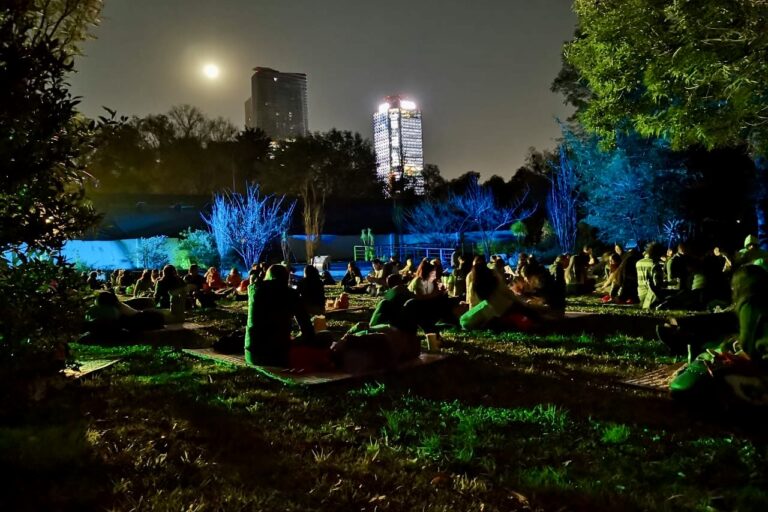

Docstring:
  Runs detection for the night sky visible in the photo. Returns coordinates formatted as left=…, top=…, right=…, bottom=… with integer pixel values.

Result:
left=70, top=0, right=576, bottom=180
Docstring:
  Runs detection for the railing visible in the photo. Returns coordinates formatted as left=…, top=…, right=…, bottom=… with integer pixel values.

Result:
left=353, top=244, right=456, bottom=265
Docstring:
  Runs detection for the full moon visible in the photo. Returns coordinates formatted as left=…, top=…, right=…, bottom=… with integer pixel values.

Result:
left=202, top=63, right=220, bottom=79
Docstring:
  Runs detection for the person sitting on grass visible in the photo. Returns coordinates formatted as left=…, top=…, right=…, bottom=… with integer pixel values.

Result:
left=133, top=269, right=154, bottom=298
left=245, top=264, right=329, bottom=368
left=519, top=262, right=566, bottom=320
left=86, top=271, right=101, bottom=290
left=399, top=257, right=416, bottom=279
left=205, top=266, right=226, bottom=291
left=369, top=274, right=415, bottom=328
left=154, top=264, right=186, bottom=309
left=670, top=264, right=768, bottom=406
left=184, top=264, right=216, bottom=307
left=636, top=242, right=668, bottom=310
left=297, top=264, right=326, bottom=316
left=341, top=261, right=366, bottom=293
left=366, top=258, right=391, bottom=295
left=225, top=267, right=242, bottom=289
left=461, top=256, right=520, bottom=330
left=407, top=260, right=444, bottom=299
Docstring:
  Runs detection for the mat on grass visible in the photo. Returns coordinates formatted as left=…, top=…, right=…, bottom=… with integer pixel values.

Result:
left=620, top=364, right=685, bottom=391
left=63, top=358, right=121, bottom=379
left=182, top=348, right=448, bottom=385
left=324, top=306, right=371, bottom=316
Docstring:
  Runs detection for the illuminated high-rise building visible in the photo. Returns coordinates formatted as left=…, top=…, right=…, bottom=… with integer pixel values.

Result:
left=244, top=67, right=308, bottom=139
left=373, top=95, right=424, bottom=195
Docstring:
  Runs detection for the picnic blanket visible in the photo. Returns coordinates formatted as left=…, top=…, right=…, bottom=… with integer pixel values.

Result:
left=619, top=364, right=685, bottom=391
left=182, top=348, right=448, bottom=385
left=62, top=358, right=121, bottom=379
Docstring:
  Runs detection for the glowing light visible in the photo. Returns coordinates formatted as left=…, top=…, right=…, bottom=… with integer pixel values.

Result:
left=378, top=102, right=391, bottom=113
left=202, top=63, right=220, bottom=79
left=400, top=100, right=416, bottom=110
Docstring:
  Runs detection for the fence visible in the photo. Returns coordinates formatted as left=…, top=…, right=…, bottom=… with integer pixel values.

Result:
left=353, top=244, right=458, bottom=264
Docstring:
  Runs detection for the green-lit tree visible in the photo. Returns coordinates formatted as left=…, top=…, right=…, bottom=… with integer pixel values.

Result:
left=566, top=0, right=768, bottom=246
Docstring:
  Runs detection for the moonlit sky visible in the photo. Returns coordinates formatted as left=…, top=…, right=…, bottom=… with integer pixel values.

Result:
left=70, top=0, right=576, bottom=180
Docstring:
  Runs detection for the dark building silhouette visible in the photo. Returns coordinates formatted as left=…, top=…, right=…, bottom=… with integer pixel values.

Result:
left=244, top=67, right=308, bottom=139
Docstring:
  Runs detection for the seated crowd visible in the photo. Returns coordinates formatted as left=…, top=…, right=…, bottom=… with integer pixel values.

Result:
left=79, top=233, right=768, bottom=405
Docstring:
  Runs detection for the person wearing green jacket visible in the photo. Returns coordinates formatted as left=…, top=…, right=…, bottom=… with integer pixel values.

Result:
left=670, top=265, right=768, bottom=405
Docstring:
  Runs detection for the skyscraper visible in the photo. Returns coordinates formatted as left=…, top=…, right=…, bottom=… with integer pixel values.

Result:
left=244, top=67, right=308, bottom=139
left=373, top=95, right=424, bottom=195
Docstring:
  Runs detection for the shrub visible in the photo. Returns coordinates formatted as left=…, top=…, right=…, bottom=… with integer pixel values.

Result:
left=174, top=228, right=218, bottom=269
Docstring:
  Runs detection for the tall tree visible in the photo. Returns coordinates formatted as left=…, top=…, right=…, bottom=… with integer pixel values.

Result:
left=566, top=0, right=768, bottom=246
left=547, top=145, right=579, bottom=253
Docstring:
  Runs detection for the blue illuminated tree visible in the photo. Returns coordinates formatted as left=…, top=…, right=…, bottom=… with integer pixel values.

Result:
left=203, top=184, right=295, bottom=267
left=546, top=144, right=579, bottom=253
left=564, top=128, right=691, bottom=245
left=403, top=200, right=463, bottom=247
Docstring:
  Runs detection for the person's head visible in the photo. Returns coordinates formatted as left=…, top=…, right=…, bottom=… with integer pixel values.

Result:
left=415, top=260, right=436, bottom=281
left=583, top=245, right=592, bottom=255
left=94, top=291, right=119, bottom=307
left=386, top=273, right=403, bottom=289
left=348, top=261, right=360, bottom=274
left=372, top=259, right=383, bottom=270
left=207, top=266, right=218, bottom=275
left=265, top=264, right=290, bottom=285
left=666, top=248, right=675, bottom=259
left=248, top=268, right=259, bottom=284
left=645, top=242, right=665, bottom=261
left=677, top=242, right=687, bottom=255
left=405, top=257, right=414, bottom=268
left=161, top=264, right=177, bottom=279
left=188, top=264, right=199, bottom=275
left=614, top=243, right=623, bottom=255
left=472, top=255, right=487, bottom=268
left=304, top=264, right=320, bottom=280
left=140, top=269, right=151, bottom=280
left=732, top=264, right=768, bottom=308
left=230, top=267, right=240, bottom=276
left=610, top=253, right=622, bottom=267
left=88, top=271, right=98, bottom=279
left=744, top=234, right=759, bottom=251
left=390, top=255, right=400, bottom=264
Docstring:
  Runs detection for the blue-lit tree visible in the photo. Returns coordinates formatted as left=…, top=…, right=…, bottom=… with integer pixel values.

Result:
left=453, top=176, right=537, bottom=257
left=546, top=144, right=579, bottom=253
left=564, top=128, right=691, bottom=245
left=203, top=184, right=295, bottom=267
left=135, top=236, right=169, bottom=269
left=403, top=199, right=463, bottom=247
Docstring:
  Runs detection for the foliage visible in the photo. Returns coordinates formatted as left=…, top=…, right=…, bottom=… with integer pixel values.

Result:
left=564, top=127, right=691, bottom=245
left=174, top=228, right=218, bottom=268
left=566, top=0, right=768, bottom=245
left=0, top=2, right=101, bottom=381
left=547, top=144, right=579, bottom=253
left=0, top=258, right=89, bottom=381
left=270, top=130, right=377, bottom=260
left=134, top=236, right=169, bottom=269
left=202, top=184, right=295, bottom=267
left=403, top=199, right=462, bottom=247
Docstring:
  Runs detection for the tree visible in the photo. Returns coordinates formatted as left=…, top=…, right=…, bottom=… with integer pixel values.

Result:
left=566, top=0, right=768, bottom=246
left=546, top=145, right=579, bottom=253
left=565, top=128, right=691, bottom=245
left=271, top=130, right=377, bottom=260
left=403, top=199, right=463, bottom=247
left=135, top=236, right=169, bottom=269
left=1, top=0, right=102, bottom=384
left=202, top=184, right=295, bottom=267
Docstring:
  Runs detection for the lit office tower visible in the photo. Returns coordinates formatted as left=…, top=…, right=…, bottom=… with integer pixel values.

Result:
left=244, top=67, right=308, bottom=139
left=373, top=96, right=424, bottom=195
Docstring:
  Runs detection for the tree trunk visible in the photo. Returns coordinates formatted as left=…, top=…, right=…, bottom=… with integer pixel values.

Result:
left=755, top=156, right=768, bottom=250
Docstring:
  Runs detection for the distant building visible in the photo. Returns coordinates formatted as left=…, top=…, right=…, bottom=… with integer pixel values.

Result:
left=372, top=95, right=424, bottom=195
left=244, top=67, right=308, bottom=139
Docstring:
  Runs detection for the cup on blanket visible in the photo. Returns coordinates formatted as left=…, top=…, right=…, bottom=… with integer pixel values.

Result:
left=313, top=315, right=327, bottom=332
left=426, top=333, right=441, bottom=351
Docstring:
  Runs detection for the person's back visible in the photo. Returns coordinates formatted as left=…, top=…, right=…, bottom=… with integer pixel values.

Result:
left=618, top=249, right=642, bottom=302
left=245, top=265, right=314, bottom=366
left=155, top=265, right=185, bottom=308
left=297, top=265, right=326, bottom=315
left=636, top=244, right=666, bottom=309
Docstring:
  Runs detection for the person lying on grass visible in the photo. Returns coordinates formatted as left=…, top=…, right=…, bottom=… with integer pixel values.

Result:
left=331, top=322, right=420, bottom=375
left=81, top=291, right=164, bottom=343
left=245, top=264, right=331, bottom=369
left=670, top=264, right=768, bottom=406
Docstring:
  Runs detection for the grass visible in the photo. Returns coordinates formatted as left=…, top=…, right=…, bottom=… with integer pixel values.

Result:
left=2, top=288, right=768, bottom=511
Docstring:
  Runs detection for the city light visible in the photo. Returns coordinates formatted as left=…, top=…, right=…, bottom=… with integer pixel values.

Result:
left=378, top=102, right=391, bottom=113
left=400, top=100, right=416, bottom=110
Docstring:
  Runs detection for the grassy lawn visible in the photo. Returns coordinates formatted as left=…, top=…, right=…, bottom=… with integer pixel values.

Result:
left=3, top=289, right=768, bottom=511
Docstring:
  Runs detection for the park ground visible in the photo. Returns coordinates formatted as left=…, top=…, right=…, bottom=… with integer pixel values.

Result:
left=3, top=290, right=768, bottom=512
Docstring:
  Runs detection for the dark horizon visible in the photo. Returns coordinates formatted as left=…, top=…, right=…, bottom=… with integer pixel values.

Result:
left=69, top=0, right=576, bottom=181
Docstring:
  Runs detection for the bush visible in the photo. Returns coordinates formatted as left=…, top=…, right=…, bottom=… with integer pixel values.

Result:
left=174, top=229, right=218, bottom=269
left=0, top=258, right=89, bottom=380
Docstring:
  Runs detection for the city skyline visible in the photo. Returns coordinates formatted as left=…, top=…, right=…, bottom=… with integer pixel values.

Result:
left=68, top=0, right=576, bottom=180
